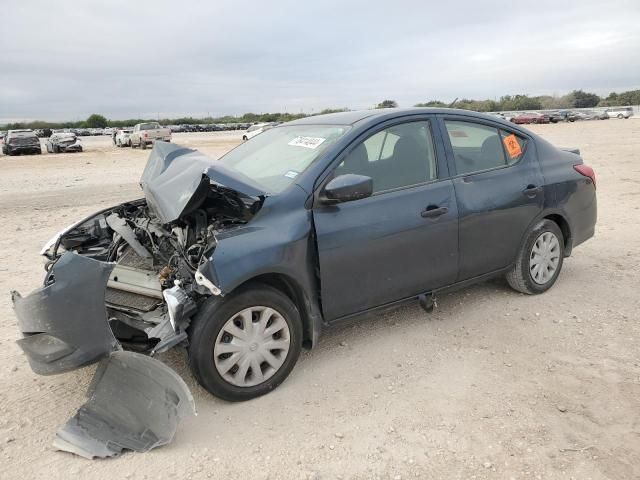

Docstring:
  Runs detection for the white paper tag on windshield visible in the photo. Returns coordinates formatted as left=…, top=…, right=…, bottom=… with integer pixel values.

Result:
left=284, top=170, right=299, bottom=179
left=288, top=136, right=326, bottom=149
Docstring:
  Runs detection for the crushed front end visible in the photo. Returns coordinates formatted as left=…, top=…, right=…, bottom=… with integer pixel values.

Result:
left=11, top=142, right=265, bottom=458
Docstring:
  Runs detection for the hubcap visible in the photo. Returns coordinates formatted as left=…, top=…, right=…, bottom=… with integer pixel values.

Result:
left=529, top=231, right=560, bottom=285
left=213, top=306, right=290, bottom=387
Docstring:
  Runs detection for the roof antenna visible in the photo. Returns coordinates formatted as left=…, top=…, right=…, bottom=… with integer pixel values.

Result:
left=448, top=97, right=458, bottom=108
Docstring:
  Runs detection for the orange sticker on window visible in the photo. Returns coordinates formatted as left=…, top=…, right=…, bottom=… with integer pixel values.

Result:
left=503, top=134, right=522, bottom=158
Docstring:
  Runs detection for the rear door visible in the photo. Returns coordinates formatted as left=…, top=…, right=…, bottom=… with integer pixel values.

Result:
left=439, top=115, right=544, bottom=281
left=313, top=117, right=458, bottom=321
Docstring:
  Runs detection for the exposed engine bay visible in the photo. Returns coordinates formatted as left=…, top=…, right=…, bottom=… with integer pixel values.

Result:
left=48, top=191, right=261, bottom=354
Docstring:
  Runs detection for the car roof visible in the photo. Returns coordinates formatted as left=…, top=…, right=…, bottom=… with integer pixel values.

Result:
left=286, top=107, right=518, bottom=126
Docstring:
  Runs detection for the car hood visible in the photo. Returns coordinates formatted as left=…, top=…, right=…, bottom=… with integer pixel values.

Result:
left=139, top=141, right=267, bottom=224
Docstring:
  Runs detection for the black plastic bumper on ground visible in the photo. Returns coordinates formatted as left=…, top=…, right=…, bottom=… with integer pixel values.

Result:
left=12, top=252, right=119, bottom=375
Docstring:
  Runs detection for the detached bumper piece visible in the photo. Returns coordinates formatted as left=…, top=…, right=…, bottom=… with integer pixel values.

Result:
left=11, top=252, right=196, bottom=459
left=12, top=252, right=119, bottom=375
left=53, top=351, right=195, bottom=459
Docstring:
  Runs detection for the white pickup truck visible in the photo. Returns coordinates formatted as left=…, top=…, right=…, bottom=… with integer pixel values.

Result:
left=130, top=122, right=172, bottom=149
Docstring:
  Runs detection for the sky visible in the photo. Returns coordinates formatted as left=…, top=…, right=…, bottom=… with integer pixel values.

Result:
left=1, top=0, right=640, bottom=122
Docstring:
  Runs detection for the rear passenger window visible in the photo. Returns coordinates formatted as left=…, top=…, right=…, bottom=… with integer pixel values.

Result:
left=445, top=121, right=527, bottom=175
left=500, top=130, right=527, bottom=164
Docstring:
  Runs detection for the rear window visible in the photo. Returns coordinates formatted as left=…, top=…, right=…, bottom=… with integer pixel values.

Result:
left=445, top=120, right=528, bottom=175
left=140, top=123, right=160, bottom=130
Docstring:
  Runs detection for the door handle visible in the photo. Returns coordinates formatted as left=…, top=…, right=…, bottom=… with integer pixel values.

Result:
left=523, top=185, right=543, bottom=197
left=421, top=206, right=448, bottom=218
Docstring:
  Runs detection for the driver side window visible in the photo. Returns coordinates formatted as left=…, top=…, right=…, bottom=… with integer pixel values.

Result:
left=335, top=121, right=438, bottom=194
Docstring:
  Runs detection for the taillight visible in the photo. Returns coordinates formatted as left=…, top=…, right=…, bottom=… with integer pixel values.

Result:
left=144, top=132, right=148, bottom=138
left=574, top=164, right=596, bottom=189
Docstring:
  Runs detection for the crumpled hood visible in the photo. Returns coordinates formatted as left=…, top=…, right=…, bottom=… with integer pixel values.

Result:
left=139, top=142, right=267, bottom=224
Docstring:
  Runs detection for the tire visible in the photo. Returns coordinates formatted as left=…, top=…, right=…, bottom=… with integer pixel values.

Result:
left=506, top=219, right=564, bottom=295
left=188, top=283, right=303, bottom=402
left=78, top=146, right=83, bottom=152
left=53, top=145, right=60, bottom=153
left=617, top=114, right=623, bottom=119
left=127, top=139, right=132, bottom=147
left=116, top=140, right=121, bottom=147
left=131, top=139, right=138, bottom=148
left=141, top=140, right=147, bottom=150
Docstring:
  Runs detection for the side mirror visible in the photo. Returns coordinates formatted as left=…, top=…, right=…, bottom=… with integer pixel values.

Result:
left=322, top=174, right=373, bottom=203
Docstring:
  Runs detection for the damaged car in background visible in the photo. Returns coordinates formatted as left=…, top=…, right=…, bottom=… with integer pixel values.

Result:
left=45, top=132, right=83, bottom=153
left=13, top=108, right=597, bottom=457
left=2, top=129, right=42, bottom=155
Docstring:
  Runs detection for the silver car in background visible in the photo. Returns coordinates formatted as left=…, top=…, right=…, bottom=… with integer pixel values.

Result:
left=606, top=106, right=633, bottom=119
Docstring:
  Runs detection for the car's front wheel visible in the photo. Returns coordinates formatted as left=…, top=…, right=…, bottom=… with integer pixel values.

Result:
left=188, top=284, right=303, bottom=401
left=506, top=219, right=564, bottom=294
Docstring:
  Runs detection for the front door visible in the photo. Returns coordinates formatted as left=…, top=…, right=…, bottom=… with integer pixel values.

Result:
left=313, top=119, right=458, bottom=321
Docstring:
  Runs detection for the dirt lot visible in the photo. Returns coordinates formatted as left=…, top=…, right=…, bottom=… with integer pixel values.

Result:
left=0, top=121, right=639, bottom=479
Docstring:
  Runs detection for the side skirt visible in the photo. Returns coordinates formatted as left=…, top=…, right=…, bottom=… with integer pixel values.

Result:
left=326, top=266, right=513, bottom=326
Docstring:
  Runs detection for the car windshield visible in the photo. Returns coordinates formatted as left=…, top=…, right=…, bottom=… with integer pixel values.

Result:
left=220, top=125, right=350, bottom=193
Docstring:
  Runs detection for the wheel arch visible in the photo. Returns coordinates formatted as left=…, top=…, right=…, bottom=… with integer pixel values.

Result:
left=543, top=212, right=573, bottom=256
left=232, top=272, right=321, bottom=349
left=515, top=210, right=574, bottom=264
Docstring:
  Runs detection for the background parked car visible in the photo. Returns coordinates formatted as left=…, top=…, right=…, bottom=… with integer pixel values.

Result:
left=580, top=110, right=609, bottom=120
left=130, top=122, right=172, bottom=149
left=115, top=129, right=133, bottom=147
left=2, top=129, right=41, bottom=155
left=512, top=112, right=550, bottom=124
left=34, top=128, right=52, bottom=138
left=45, top=132, right=83, bottom=153
left=606, top=106, right=633, bottom=119
left=547, top=111, right=571, bottom=123
left=242, top=122, right=276, bottom=140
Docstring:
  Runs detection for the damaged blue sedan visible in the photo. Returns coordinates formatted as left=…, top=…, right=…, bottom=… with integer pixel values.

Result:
left=13, top=109, right=597, bottom=436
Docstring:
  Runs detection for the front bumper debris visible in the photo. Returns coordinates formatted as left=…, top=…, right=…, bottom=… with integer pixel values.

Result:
left=53, top=351, right=196, bottom=459
left=12, top=252, right=119, bottom=375
left=12, top=251, right=196, bottom=458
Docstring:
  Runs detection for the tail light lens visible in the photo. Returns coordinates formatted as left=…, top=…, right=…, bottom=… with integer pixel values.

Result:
left=574, top=164, right=596, bottom=189
left=144, top=132, right=148, bottom=138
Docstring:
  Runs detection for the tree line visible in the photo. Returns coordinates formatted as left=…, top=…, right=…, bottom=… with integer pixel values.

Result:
left=414, top=89, right=640, bottom=112
left=3, top=89, right=638, bottom=130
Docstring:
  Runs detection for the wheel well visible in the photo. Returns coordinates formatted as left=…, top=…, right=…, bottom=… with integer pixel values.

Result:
left=237, top=273, right=314, bottom=349
left=544, top=214, right=572, bottom=254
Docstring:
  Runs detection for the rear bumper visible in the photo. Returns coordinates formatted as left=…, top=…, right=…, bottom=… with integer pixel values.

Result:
left=61, top=145, right=82, bottom=152
left=8, top=145, right=41, bottom=153
left=12, top=252, right=119, bottom=375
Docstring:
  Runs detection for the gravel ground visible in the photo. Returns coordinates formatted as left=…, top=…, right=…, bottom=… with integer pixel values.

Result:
left=0, top=122, right=639, bottom=479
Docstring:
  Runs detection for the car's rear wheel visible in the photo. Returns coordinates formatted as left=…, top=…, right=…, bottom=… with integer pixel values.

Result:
left=116, top=140, right=121, bottom=147
left=506, top=219, right=564, bottom=294
left=188, top=284, right=302, bottom=401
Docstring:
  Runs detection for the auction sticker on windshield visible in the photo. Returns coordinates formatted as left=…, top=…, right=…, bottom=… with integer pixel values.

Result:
left=288, top=136, right=326, bottom=149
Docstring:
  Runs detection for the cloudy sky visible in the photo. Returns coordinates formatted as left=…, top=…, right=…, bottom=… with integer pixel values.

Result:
left=2, top=0, right=639, bottom=122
